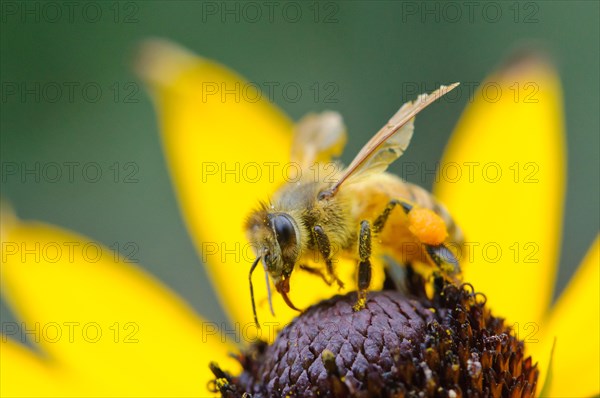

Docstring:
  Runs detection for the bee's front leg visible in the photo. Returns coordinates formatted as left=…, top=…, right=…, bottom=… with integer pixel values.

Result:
left=313, top=226, right=344, bottom=289
left=353, top=220, right=372, bottom=311
left=299, top=264, right=334, bottom=286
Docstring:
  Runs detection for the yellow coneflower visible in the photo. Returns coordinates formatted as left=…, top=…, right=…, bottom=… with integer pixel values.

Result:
left=1, top=40, right=597, bottom=397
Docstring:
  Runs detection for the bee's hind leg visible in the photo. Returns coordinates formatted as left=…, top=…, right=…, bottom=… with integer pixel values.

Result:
left=372, top=199, right=412, bottom=234
left=425, top=244, right=461, bottom=276
left=375, top=199, right=460, bottom=277
left=353, top=220, right=372, bottom=311
left=313, top=226, right=345, bottom=289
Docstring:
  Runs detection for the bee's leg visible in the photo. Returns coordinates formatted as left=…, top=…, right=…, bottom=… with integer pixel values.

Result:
left=353, top=220, right=372, bottom=311
left=321, top=350, right=351, bottom=397
left=299, top=264, right=334, bottom=286
left=424, top=243, right=461, bottom=275
left=313, top=226, right=345, bottom=289
left=372, top=199, right=412, bottom=234
left=382, top=266, right=398, bottom=291
left=374, top=200, right=459, bottom=274
left=404, top=263, right=429, bottom=299
left=208, top=362, right=237, bottom=395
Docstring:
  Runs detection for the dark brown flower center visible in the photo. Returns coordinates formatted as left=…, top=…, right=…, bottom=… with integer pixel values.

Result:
left=209, top=275, right=538, bottom=397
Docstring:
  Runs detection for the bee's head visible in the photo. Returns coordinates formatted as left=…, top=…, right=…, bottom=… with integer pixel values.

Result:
left=247, top=209, right=301, bottom=277
left=246, top=209, right=302, bottom=325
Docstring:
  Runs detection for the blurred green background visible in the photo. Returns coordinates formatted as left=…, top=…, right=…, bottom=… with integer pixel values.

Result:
left=1, top=1, right=598, bottom=327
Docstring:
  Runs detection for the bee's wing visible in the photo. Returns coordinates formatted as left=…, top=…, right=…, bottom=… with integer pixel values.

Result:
left=327, top=83, right=459, bottom=196
left=291, top=111, right=347, bottom=171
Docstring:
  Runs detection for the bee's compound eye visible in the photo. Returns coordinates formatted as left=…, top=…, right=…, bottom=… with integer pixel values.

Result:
left=271, top=214, right=297, bottom=248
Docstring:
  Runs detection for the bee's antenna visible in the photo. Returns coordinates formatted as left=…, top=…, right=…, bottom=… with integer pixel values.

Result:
left=249, top=256, right=261, bottom=328
left=262, top=261, right=276, bottom=316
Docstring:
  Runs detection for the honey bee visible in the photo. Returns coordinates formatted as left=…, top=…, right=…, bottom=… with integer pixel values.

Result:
left=246, top=84, right=463, bottom=326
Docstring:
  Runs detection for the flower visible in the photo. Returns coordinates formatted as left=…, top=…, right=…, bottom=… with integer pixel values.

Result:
left=1, top=40, right=598, bottom=397
left=224, top=286, right=541, bottom=396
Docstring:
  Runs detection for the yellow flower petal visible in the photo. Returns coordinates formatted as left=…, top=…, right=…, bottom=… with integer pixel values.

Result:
left=534, top=236, right=599, bottom=397
left=435, top=53, right=565, bottom=326
left=0, top=340, right=64, bottom=396
left=1, top=212, right=239, bottom=397
left=137, top=40, right=380, bottom=332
